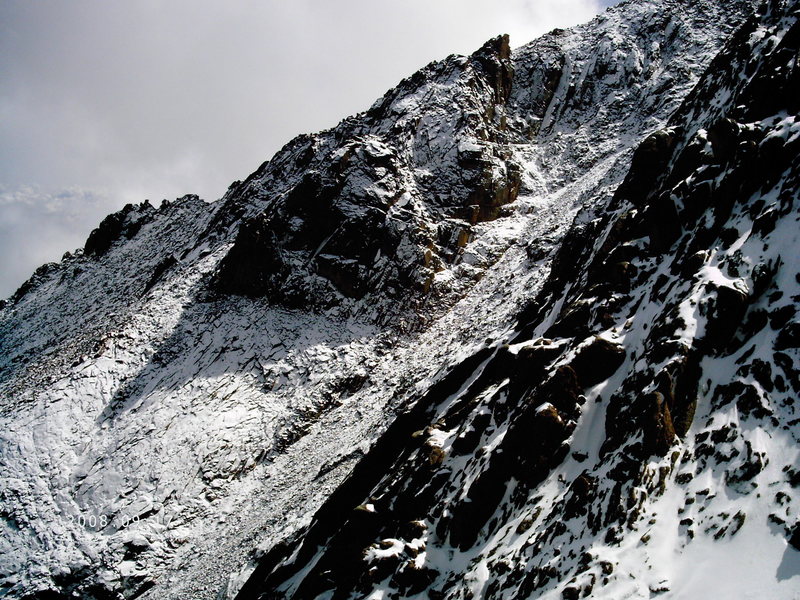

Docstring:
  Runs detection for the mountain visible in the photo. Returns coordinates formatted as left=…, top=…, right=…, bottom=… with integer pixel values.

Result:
left=1, top=0, right=798, bottom=599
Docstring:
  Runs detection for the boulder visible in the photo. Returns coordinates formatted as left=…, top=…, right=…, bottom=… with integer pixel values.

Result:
left=569, top=337, right=626, bottom=388
left=707, top=118, right=740, bottom=162
left=646, top=191, right=683, bottom=253
left=700, top=282, right=749, bottom=352
left=775, top=322, right=800, bottom=351
left=563, top=473, right=596, bottom=520
left=539, top=365, right=582, bottom=419
left=546, top=299, right=593, bottom=339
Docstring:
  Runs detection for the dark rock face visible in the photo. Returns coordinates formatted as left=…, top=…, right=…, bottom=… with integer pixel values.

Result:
left=142, top=255, right=179, bottom=294
left=214, top=209, right=299, bottom=300
left=641, top=391, right=677, bottom=457
left=659, top=354, right=701, bottom=438
left=214, top=36, right=521, bottom=313
left=614, top=128, right=681, bottom=208
left=9, top=262, right=60, bottom=305
left=84, top=200, right=157, bottom=257
left=214, top=142, right=429, bottom=306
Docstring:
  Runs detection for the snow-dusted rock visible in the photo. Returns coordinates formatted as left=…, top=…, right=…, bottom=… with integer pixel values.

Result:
left=5, top=0, right=795, bottom=599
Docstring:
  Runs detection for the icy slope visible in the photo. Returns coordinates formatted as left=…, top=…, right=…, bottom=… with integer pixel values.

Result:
left=236, top=1, right=800, bottom=599
left=0, top=0, right=760, bottom=599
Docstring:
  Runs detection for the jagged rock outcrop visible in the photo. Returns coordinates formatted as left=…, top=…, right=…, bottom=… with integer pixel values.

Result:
left=83, top=201, right=158, bottom=258
left=213, top=35, right=522, bottom=313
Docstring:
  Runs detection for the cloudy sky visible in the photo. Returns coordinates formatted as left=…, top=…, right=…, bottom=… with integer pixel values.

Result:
left=0, top=0, right=621, bottom=298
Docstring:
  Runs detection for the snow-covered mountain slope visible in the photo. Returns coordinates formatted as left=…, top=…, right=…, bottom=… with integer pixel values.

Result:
left=0, top=0, right=784, bottom=598
left=236, top=2, right=800, bottom=599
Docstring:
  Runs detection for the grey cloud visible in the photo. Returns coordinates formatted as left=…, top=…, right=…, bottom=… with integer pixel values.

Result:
left=0, top=186, right=113, bottom=298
